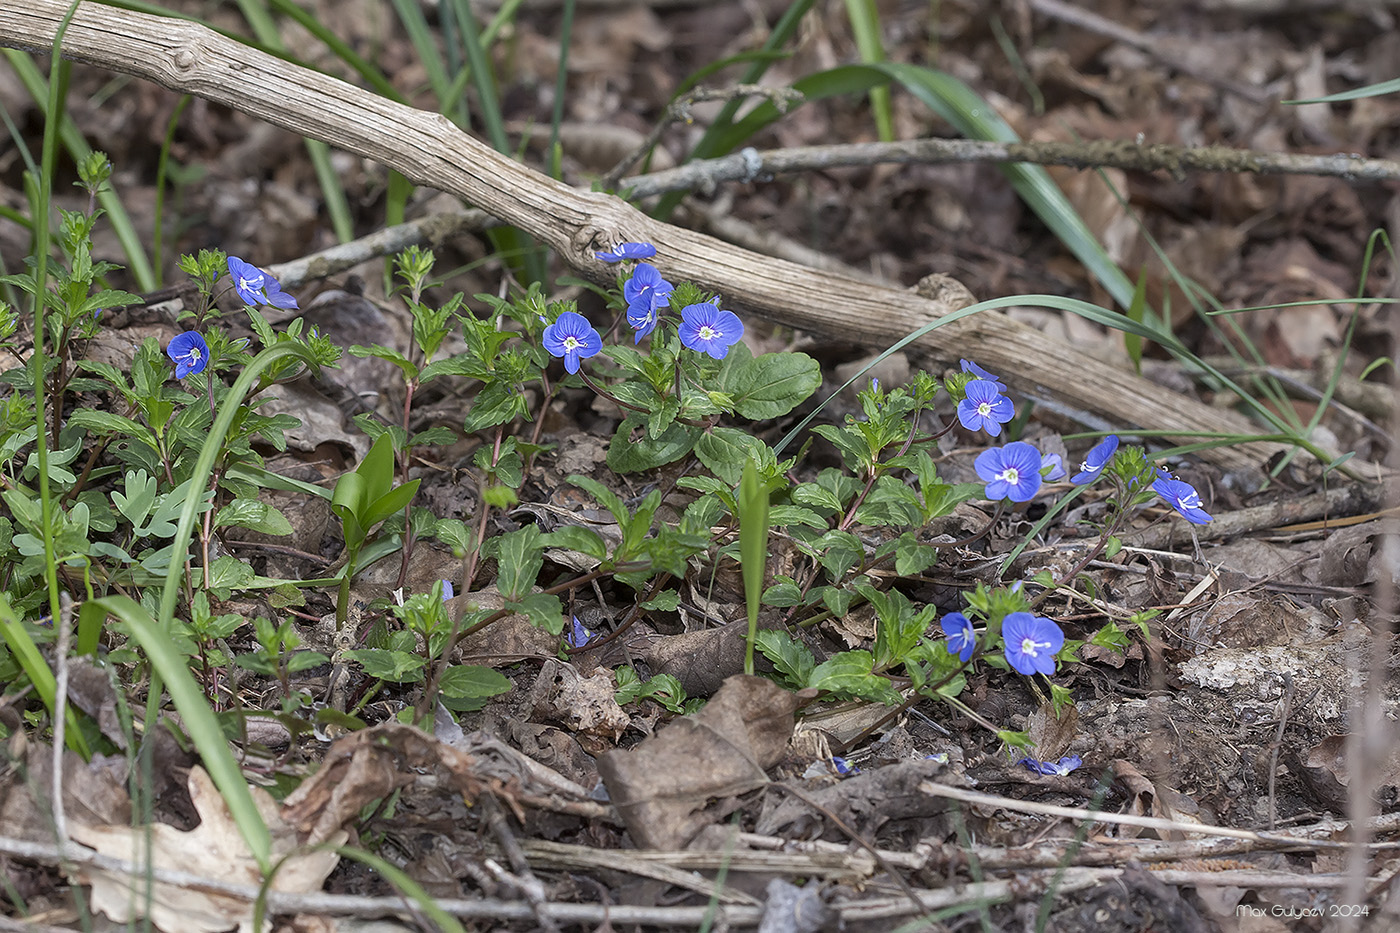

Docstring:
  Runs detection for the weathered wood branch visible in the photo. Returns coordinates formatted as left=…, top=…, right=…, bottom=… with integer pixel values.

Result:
left=1, top=1, right=1283, bottom=471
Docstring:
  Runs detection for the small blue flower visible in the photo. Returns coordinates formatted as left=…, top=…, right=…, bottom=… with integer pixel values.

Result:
left=961, top=359, right=1006, bottom=391
left=596, top=242, right=656, bottom=262
left=974, top=442, right=1043, bottom=502
left=566, top=616, right=598, bottom=648
left=167, top=331, right=210, bottom=379
left=831, top=756, right=860, bottom=776
left=1002, top=612, right=1064, bottom=676
left=226, top=256, right=267, bottom=305
left=678, top=303, right=744, bottom=359
left=441, top=579, right=454, bottom=601
left=1152, top=476, right=1212, bottom=524
left=941, top=612, right=976, bottom=662
left=956, top=380, right=1015, bottom=437
left=623, top=263, right=674, bottom=341
left=1071, top=435, right=1119, bottom=484
left=261, top=276, right=299, bottom=310
left=542, top=311, right=603, bottom=374
left=1021, top=755, right=1082, bottom=776
left=1040, top=453, right=1066, bottom=482
left=226, top=256, right=297, bottom=309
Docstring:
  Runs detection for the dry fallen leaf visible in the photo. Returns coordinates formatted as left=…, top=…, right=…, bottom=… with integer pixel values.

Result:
left=70, top=766, right=343, bottom=933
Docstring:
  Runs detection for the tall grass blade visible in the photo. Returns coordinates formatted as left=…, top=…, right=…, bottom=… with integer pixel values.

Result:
left=2, top=50, right=157, bottom=291
left=235, top=0, right=355, bottom=243
left=80, top=595, right=272, bottom=871
left=843, top=0, right=894, bottom=140
left=738, top=460, right=770, bottom=676
left=0, top=596, right=90, bottom=756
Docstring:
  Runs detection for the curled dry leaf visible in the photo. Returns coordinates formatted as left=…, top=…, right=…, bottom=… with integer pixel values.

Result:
left=598, top=674, right=800, bottom=848
left=69, top=766, right=344, bottom=933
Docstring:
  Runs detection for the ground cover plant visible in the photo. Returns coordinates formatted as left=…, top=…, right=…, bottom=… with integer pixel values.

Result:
left=0, top=1, right=1395, bottom=931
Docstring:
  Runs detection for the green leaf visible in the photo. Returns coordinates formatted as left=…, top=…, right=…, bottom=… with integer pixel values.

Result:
left=214, top=498, right=293, bottom=536
left=343, top=648, right=427, bottom=683
left=739, top=459, right=771, bottom=676
left=494, top=525, right=544, bottom=601
left=408, top=425, right=458, bottom=448
left=642, top=590, right=680, bottom=611
left=1124, top=268, right=1148, bottom=375
left=509, top=592, right=564, bottom=635
left=349, top=343, right=418, bottom=380
left=792, top=482, right=844, bottom=514
left=716, top=346, right=822, bottom=419
left=808, top=650, right=902, bottom=704
left=112, top=470, right=157, bottom=528
left=761, top=580, right=803, bottom=607
left=893, top=533, right=939, bottom=576
left=541, top=525, right=608, bottom=561
left=362, top=479, right=421, bottom=529
left=811, top=530, right=864, bottom=578
left=754, top=629, right=815, bottom=688
left=438, top=664, right=512, bottom=699
left=207, top=555, right=255, bottom=596
left=607, top=414, right=701, bottom=473
left=463, top=380, right=531, bottom=433
left=695, top=428, right=765, bottom=486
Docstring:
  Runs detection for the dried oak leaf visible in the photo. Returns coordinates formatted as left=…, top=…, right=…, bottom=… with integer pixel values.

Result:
left=69, top=766, right=343, bottom=933
left=281, top=722, right=483, bottom=845
left=597, top=674, right=799, bottom=849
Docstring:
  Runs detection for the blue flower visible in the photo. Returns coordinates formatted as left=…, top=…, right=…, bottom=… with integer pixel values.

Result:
left=261, top=276, right=299, bottom=310
left=566, top=616, right=598, bottom=648
left=961, top=359, right=1005, bottom=391
left=831, top=756, right=860, bottom=776
left=941, top=612, right=976, bottom=662
left=678, top=303, right=744, bottom=359
left=542, top=311, right=603, bottom=374
left=167, top=331, right=210, bottom=379
left=623, top=264, right=674, bottom=341
left=956, top=380, right=1015, bottom=437
left=226, top=256, right=297, bottom=309
left=441, top=579, right=454, bottom=601
left=1040, top=453, right=1066, bottom=482
left=974, top=442, right=1043, bottom=502
left=1152, top=476, right=1212, bottom=524
left=597, top=242, right=656, bottom=262
left=1071, top=435, right=1119, bottom=484
left=1021, top=755, right=1082, bottom=776
left=1002, top=612, right=1064, bottom=676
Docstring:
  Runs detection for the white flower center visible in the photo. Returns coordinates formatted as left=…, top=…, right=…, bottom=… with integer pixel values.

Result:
left=1080, top=460, right=1099, bottom=474
left=698, top=325, right=717, bottom=340
left=188, top=348, right=202, bottom=362
left=1020, top=636, right=1050, bottom=656
left=997, top=467, right=1020, bottom=485
left=976, top=401, right=992, bottom=417
left=563, top=336, right=580, bottom=351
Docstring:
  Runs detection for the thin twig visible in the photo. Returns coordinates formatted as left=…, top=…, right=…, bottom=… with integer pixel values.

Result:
left=620, top=137, right=1400, bottom=200
left=480, top=794, right=562, bottom=933
left=50, top=592, right=73, bottom=855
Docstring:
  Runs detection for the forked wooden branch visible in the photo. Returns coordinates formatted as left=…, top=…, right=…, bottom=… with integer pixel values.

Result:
left=1, top=1, right=1278, bottom=471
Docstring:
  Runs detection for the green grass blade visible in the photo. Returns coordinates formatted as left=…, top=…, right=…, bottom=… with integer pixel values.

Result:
left=1285, top=77, right=1400, bottom=105
left=446, top=0, right=509, bottom=153
left=0, top=596, right=90, bottom=757
left=738, top=460, right=770, bottom=676
left=80, top=595, right=272, bottom=871
left=159, top=343, right=317, bottom=630
left=654, top=0, right=817, bottom=217
left=390, top=0, right=456, bottom=112
left=842, top=0, right=894, bottom=140
left=482, top=0, right=528, bottom=47
left=152, top=94, right=191, bottom=286
left=546, top=0, right=576, bottom=181
left=235, top=1, right=354, bottom=243
left=1, top=50, right=157, bottom=291
left=264, top=0, right=405, bottom=102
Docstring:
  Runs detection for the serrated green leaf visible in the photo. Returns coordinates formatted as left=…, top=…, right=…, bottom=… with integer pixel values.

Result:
left=495, top=526, right=544, bottom=601
left=607, top=415, right=700, bottom=473
left=509, top=592, right=565, bottom=635
left=642, top=589, right=680, bottom=611
left=808, top=650, right=902, bottom=704
left=717, top=347, right=822, bottom=420
left=214, top=498, right=293, bottom=536
left=754, top=629, right=815, bottom=688
left=695, top=427, right=764, bottom=485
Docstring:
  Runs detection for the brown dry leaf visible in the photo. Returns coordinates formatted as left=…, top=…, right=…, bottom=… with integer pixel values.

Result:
left=597, top=675, right=799, bottom=848
left=70, top=766, right=343, bottom=933
left=534, top=660, right=630, bottom=741
left=281, top=722, right=483, bottom=846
